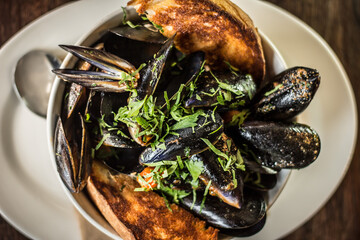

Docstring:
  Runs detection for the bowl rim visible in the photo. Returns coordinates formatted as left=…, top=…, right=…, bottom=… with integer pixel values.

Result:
left=46, top=7, right=288, bottom=240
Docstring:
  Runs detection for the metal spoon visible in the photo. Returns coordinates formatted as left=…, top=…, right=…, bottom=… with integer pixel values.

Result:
left=13, top=50, right=61, bottom=117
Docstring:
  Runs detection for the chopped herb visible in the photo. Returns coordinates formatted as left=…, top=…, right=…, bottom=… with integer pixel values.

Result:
left=151, top=22, right=164, bottom=33
left=201, top=138, right=229, bottom=160
left=224, top=61, right=240, bottom=73
left=209, top=125, right=222, bottom=135
left=121, top=7, right=127, bottom=24
left=157, top=142, right=166, bottom=150
left=169, top=110, right=203, bottom=131
left=227, top=109, right=250, bottom=127
left=185, top=159, right=204, bottom=183
left=84, top=113, right=91, bottom=123
left=200, top=180, right=212, bottom=212
left=91, top=148, right=95, bottom=159
left=126, top=20, right=140, bottom=29
left=191, top=189, right=197, bottom=210
left=176, top=156, right=184, bottom=169
left=95, top=133, right=110, bottom=150
left=264, top=83, right=283, bottom=96
left=119, top=185, right=126, bottom=192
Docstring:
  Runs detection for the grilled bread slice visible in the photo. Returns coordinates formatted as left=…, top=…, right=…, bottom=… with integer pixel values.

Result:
left=128, top=0, right=266, bottom=85
left=87, top=161, right=218, bottom=240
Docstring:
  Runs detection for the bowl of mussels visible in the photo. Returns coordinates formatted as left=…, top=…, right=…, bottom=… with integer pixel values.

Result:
left=47, top=1, right=321, bottom=239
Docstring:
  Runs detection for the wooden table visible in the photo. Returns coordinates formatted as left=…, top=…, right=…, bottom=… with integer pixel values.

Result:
left=1, top=0, right=359, bottom=239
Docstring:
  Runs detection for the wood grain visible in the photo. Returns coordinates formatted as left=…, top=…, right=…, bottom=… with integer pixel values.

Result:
left=0, top=0, right=359, bottom=239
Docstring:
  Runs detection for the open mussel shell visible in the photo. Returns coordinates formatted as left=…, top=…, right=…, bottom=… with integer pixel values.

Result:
left=106, top=6, right=167, bottom=68
left=59, top=45, right=138, bottom=76
left=99, top=92, right=128, bottom=123
left=139, top=110, right=224, bottom=164
left=180, top=188, right=266, bottom=229
left=127, top=37, right=175, bottom=146
left=53, top=45, right=139, bottom=93
left=110, top=24, right=167, bottom=44
left=243, top=172, right=277, bottom=191
left=96, top=128, right=138, bottom=148
left=84, top=90, right=102, bottom=120
left=134, top=35, right=175, bottom=101
left=154, top=51, right=205, bottom=107
left=53, top=69, right=137, bottom=93
left=185, top=70, right=256, bottom=110
left=107, top=24, right=167, bottom=67
left=62, top=83, right=87, bottom=119
left=87, top=92, right=137, bottom=148
left=96, top=146, right=145, bottom=174
left=232, top=121, right=321, bottom=170
left=252, top=66, right=320, bottom=120
left=54, top=114, right=91, bottom=193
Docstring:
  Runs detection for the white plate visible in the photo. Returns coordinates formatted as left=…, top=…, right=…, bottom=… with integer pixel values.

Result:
left=0, top=0, right=357, bottom=239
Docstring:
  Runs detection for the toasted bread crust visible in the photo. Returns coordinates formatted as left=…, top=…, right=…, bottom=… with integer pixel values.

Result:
left=128, top=0, right=265, bottom=85
left=87, top=161, right=218, bottom=240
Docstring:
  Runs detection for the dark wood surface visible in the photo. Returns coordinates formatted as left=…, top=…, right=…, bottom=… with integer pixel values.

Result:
left=0, top=0, right=359, bottom=239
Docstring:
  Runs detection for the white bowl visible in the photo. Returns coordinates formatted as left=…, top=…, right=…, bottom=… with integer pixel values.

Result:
left=47, top=7, right=288, bottom=240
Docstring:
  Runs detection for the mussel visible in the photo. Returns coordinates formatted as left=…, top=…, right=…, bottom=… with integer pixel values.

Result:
left=190, top=133, right=244, bottom=209
left=185, top=70, right=256, bottom=110
left=53, top=45, right=140, bottom=93
left=230, top=121, right=321, bottom=170
left=252, top=66, right=320, bottom=120
left=180, top=188, right=266, bottom=230
left=139, top=110, right=224, bottom=164
left=105, top=7, right=167, bottom=67
left=54, top=114, right=91, bottom=193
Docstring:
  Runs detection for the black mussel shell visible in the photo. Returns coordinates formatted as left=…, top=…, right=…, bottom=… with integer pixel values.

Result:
left=54, top=114, right=92, bottom=193
left=139, top=110, right=224, bottom=164
left=106, top=25, right=166, bottom=68
left=63, top=83, right=87, bottom=120
left=191, top=134, right=244, bottom=209
left=85, top=91, right=137, bottom=148
left=53, top=45, right=140, bottom=93
left=252, top=66, right=320, bottom=120
left=98, top=147, right=145, bottom=174
left=84, top=90, right=102, bottom=120
left=220, top=214, right=266, bottom=237
left=242, top=156, right=278, bottom=175
left=99, top=92, right=129, bottom=124
left=96, top=128, right=138, bottom=149
left=154, top=51, right=205, bottom=107
left=232, top=121, right=321, bottom=170
left=180, top=188, right=266, bottom=229
left=134, top=36, right=175, bottom=101
left=185, top=70, right=256, bottom=110
left=243, top=172, right=277, bottom=191
left=105, top=7, right=167, bottom=67
left=192, top=151, right=244, bottom=209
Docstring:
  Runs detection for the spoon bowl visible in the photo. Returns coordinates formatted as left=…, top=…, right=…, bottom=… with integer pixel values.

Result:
left=13, top=50, right=61, bottom=117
